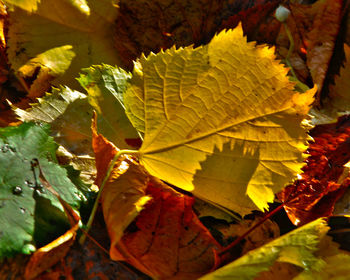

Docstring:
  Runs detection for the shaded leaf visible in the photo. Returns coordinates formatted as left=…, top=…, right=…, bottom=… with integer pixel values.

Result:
left=5, top=0, right=121, bottom=96
left=92, top=114, right=151, bottom=246
left=93, top=116, right=221, bottom=279
left=14, top=87, right=94, bottom=154
left=327, top=43, right=350, bottom=113
left=114, top=181, right=221, bottom=280
left=125, top=24, right=315, bottom=215
left=199, top=218, right=328, bottom=280
left=304, top=0, right=343, bottom=103
left=278, top=115, right=350, bottom=225
left=78, top=64, right=141, bottom=149
left=114, top=0, right=259, bottom=69
left=0, top=122, right=86, bottom=257
left=24, top=166, right=81, bottom=280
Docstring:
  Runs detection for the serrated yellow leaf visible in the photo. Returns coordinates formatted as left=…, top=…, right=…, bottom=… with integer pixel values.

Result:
left=125, top=24, right=315, bottom=215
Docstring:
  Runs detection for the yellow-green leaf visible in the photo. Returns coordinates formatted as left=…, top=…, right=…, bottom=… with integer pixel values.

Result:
left=6, top=0, right=121, bottom=92
left=199, top=218, right=328, bottom=280
left=78, top=64, right=140, bottom=149
left=125, top=24, right=315, bottom=215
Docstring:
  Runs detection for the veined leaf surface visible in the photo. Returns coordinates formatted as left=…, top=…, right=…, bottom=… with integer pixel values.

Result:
left=125, top=24, right=316, bottom=215
left=199, top=218, right=328, bottom=280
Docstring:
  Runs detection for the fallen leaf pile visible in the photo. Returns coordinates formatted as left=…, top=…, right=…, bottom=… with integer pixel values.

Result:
left=1, top=0, right=350, bottom=279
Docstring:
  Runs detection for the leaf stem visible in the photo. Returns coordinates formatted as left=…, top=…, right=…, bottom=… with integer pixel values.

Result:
left=218, top=203, right=285, bottom=256
left=283, top=22, right=299, bottom=81
left=79, top=149, right=139, bottom=245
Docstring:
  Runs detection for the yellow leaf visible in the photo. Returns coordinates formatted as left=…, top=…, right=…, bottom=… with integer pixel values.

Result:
left=125, top=24, right=315, bottom=215
left=6, top=0, right=121, bottom=92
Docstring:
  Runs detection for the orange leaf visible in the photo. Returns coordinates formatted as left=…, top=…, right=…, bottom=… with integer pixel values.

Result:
left=92, top=114, right=221, bottom=279
left=24, top=223, right=79, bottom=280
left=114, top=182, right=221, bottom=279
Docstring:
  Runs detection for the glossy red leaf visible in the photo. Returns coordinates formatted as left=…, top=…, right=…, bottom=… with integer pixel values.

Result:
left=278, top=115, right=350, bottom=225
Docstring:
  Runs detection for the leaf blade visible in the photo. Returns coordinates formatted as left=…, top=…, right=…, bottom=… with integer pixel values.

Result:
left=125, top=24, right=315, bottom=215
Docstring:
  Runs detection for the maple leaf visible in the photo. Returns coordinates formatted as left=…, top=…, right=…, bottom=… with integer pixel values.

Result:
left=5, top=0, right=121, bottom=98
left=124, top=24, right=316, bottom=215
left=278, top=115, right=350, bottom=226
left=93, top=114, right=221, bottom=279
left=0, top=122, right=87, bottom=258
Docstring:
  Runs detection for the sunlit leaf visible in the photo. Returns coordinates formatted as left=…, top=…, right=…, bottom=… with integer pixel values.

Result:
left=125, top=24, right=315, bottom=215
left=199, top=218, right=328, bottom=280
left=278, top=115, right=350, bottom=225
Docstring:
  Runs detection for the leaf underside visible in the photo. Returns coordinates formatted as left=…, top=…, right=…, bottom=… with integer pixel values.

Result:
left=125, top=24, right=315, bottom=215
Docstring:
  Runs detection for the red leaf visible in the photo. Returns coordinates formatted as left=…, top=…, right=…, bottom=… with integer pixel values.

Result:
left=278, top=115, right=350, bottom=225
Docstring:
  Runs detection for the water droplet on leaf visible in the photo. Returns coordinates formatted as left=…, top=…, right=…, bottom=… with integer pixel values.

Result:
left=25, top=180, right=35, bottom=189
left=12, top=186, right=23, bottom=195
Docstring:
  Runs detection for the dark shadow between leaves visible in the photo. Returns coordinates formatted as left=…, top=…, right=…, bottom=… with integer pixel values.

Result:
left=33, top=192, right=70, bottom=248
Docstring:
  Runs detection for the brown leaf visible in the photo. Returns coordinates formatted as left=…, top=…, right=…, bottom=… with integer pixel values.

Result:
left=114, top=0, right=280, bottom=70
left=305, top=0, right=343, bottom=103
left=278, top=115, right=350, bottom=226
left=220, top=0, right=345, bottom=103
left=24, top=223, right=79, bottom=280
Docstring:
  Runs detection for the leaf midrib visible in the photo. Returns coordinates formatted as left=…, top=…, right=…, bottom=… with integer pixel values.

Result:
left=141, top=106, right=293, bottom=155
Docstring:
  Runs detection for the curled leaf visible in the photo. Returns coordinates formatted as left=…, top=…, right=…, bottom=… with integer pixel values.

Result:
left=92, top=114, right=151, bottom=248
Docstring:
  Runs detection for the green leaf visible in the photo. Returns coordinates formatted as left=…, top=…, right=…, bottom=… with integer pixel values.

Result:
left=14, top=86, right=94, bottom=155
left=78, top=64, right=141, bottom=149
left=5, top=0, right=121, bottom=91
left=0, top=123, right=86, bottom=258
left=199, top=218, right=328, bottom=280
left=124, top=24, right=316, bottom=215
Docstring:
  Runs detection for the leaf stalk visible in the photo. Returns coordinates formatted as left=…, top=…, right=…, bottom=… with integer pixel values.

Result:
left=79, top=149, right=139, bottom=245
